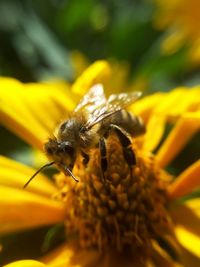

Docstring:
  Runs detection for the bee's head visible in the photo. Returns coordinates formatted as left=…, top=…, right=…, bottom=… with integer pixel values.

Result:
left=44, top=138, right=76, bottom=170
left=23, top=138, right=78, bottom=189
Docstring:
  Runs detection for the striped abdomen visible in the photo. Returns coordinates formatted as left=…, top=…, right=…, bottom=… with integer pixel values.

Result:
left=99, top=110, right=146, bottom=137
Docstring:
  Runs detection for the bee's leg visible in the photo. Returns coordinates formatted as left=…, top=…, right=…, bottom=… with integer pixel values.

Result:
left=110, top=124, right=137, bottom=167
left=99, top=137, right=107, bottom=182
left=81, top=151, right=90, bottom=166
left=61, top=163, right=79, bottom=182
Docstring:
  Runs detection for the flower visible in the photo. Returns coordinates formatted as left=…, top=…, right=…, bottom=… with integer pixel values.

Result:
left=154, top=0, right=200, bottom=65
left=0, top=61, right=200, bottom=267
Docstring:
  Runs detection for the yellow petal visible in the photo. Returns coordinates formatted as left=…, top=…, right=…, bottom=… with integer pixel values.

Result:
left=131, top=92, right=164, bottom=123
left=0, top=155, right=57, bottom=198
left=42, top=242, right=102, bottom=267
left=166, top=88, right=200, bottom=117
left=137, top=87, right=200, bottom=153
left=175, top=226, right=200, bottom=258
left=143, top=114, right=167, bottom=152
left=157, top=112, right=200, bottom=168
left=0, top=185, right=65, bottom=234
left=0, top=78, right=74, bottom=150
left=142, top=88, right=187, bottom=152
left=70, top=50, right=89, bottom=77
left=168, top=160, right=200, bottom=200
left=0, top=87, right=48, bottom=150
left=152, top=88, right=187, bottom=115
left=25, top=82, right=75, bottom=130
left=189, top=41, right=200, bottom=65
left=170, top=198, right=200, bottom=229
left=3, top=260, right=46, bottom=267
left=72, top=60, right=112, bottom=95
left=0, top=104, right=45, bottom=151
left=169, top=199, right=200, bottom=258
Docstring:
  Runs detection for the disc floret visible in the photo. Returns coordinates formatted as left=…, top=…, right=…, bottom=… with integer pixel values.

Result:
left=55, top=135, right=173, bottom=255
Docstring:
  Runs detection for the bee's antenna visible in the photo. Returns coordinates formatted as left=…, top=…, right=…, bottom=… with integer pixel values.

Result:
left=23, top=161, right=55, bottom=188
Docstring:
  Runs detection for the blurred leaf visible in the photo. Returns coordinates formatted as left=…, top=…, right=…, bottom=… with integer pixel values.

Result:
left=42, top=224, right=65, bottom=252
left=0, top=0, right=74, bottom=81
left=109, top=1, right=157, bottom=61
left=0, top=125, right=31, bottom=164
left=58, top=0, right=95, bottom=32
left=20, top=11, right=74, bottom=80
left=131, top=35, right=188, bottom=91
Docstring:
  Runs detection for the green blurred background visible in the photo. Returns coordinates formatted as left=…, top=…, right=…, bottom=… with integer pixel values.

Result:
left=0, top=0, right=199, bottom=91
left=0, top=0, right=200, bottom=265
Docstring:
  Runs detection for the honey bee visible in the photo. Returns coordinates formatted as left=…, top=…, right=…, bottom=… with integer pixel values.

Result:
left=24, top=84, right=145, bottom=187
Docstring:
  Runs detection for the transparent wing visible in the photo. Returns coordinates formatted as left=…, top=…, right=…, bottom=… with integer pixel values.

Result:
left=74, top=84, right=106, bottom=114
left=85, top=91, right=142, bottom=129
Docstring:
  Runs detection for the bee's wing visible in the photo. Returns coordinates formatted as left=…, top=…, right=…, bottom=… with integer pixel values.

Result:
left=85, top=91, right=142, bottom=129
left=74, top=84, right=106, bottom=114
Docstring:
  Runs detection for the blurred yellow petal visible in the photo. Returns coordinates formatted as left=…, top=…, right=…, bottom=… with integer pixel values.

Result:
left=104, top=59, right=130, bottom=95
left=70, top=50, right=89, bottom=77
left=25, top=82, right=75, bottom=128
left=186, top=198, right=200, bottom=218
left=168, top=160, right=200, bottom=199
left=143, top=114, right=167, bottom=152
left=154, top=0, right=200, bottom=65
left=0, top=155, right=57, bottom=197
left=157, top=112, right=200, bottom=168
left=0, top=78, right=75, bottom=150
left=72, top=60, right=112, bottom=95
left=42, top=242, right=102, bottom=267
left=169, top=199, right=200, bottom=262
left=0, top=186, right=65, bottom=234
left=152, top=88, right=187, bottom=115
left=128, top=75, right=148, bottom=93
left=3, top=260, right=46, bottom=267
left=166, top=88, right=200, bottom=118
left=171, top=198, right=200, bottom=232
left=161, top=31, right=185, bottom=55
left=189, top=40, right=200, bottom=65
left=175, top=226, right=200, bottom=258
left=143, top=89, right=187, bottom=152
left=134, top=87, right=200, bottom=125
left=132, top=92, right=164, bottom=123
left=0, top=103, right=46, bottom=151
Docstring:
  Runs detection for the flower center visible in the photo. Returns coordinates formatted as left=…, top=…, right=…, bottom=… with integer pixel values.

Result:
left=55, top=135, right=173, bottom=254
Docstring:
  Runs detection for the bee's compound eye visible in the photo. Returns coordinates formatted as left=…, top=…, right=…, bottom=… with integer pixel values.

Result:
left=64, top=145, right=75, bottom=156
left=60, top=122, right=67, bottom=131
left=59, top=142, right=75, bottom=155
left=44, top=139, right=58, bottom=155
left=44, top=144, right=54, bottom=155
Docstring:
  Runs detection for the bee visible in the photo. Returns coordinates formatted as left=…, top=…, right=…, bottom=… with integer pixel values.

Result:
left=24, top=84, right=145, bottom=187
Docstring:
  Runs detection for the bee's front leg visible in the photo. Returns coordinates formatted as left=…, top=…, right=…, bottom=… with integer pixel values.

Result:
left=99, top=137, right=107, bottom=182
left=60, top=163, right=79, bottom=182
